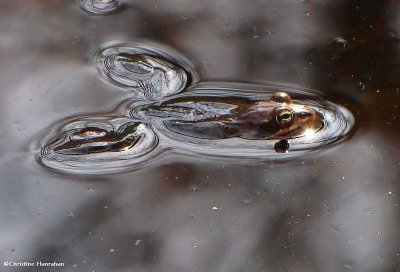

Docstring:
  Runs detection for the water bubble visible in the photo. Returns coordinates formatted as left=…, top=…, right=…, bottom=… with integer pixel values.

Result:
left=274, top=139, right=289, bottom=153
left=39, top=116, right=158, bottom=174
left=128, top=82, right=355, bottom=160
left=80, top=0, right=121, bottom=15
left=334, top=36, right=348, bottom=47
left=67, top=212, right=75, bottom=217
left=96, top=42, right=195, bottom=100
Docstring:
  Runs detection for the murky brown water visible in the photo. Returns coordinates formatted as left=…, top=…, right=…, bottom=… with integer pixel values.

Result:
left=1, top=1, right=400, bottom=271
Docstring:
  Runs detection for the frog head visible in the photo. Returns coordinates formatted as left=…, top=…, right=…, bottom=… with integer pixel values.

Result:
left=270, top=92, right=323, bottom=139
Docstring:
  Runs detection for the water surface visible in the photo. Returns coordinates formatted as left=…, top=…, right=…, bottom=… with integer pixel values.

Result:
left=0, top=1, right=399, bottom=271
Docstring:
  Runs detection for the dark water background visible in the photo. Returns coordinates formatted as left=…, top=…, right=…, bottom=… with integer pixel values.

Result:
left=1, top=1, right=400, bottom=271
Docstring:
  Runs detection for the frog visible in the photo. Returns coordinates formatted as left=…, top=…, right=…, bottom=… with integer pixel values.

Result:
left=48, top=92, right=323, bottom=156
left=134, top=91, right=324, bottom=141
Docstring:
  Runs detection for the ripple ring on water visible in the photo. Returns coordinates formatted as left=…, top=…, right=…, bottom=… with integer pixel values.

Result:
left=80, top=0, right=122, bottom=15
left=95, top=42, right=196, bottom=100
left=39, top=117, right=158, bottom=174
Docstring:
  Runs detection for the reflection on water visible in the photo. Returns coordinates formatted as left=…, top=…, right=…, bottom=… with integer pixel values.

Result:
left=80, top=0, right=122, bottom=15
left=1, top=0, right=400, bottom=271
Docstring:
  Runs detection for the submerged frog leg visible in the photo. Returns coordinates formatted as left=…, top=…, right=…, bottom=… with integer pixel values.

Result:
left=52, top=122, right=146, bottom=155
left=108, top=136, right=140, bottom=151
left=164, top=120, right=241, bottom=139
left=116, top=122, right=139, bottom=134
left=54, top=140, right=113, bottom=155
left=118, top=54, right=154, bottom=74
left=109, top=122, right=143, bottom=151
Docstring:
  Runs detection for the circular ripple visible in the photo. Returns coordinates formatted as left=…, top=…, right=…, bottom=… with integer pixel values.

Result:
left=127, top=82, right=355, bottom=160
left=80, top=0, right=121, bottom=15
left=96, top=42, right=196, bottom=100
left=39, top=116, right=158, bottom=174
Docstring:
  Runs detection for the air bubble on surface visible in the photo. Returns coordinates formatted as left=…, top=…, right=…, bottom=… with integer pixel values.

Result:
left=80, top=0, right=122, bottom=15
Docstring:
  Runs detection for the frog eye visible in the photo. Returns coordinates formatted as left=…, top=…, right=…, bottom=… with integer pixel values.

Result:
left=276, top=108, right=293, bottom=126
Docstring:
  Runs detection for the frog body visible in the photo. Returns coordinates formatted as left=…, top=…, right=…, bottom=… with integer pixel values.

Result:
left=135, top=92, right=323, bottom=140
